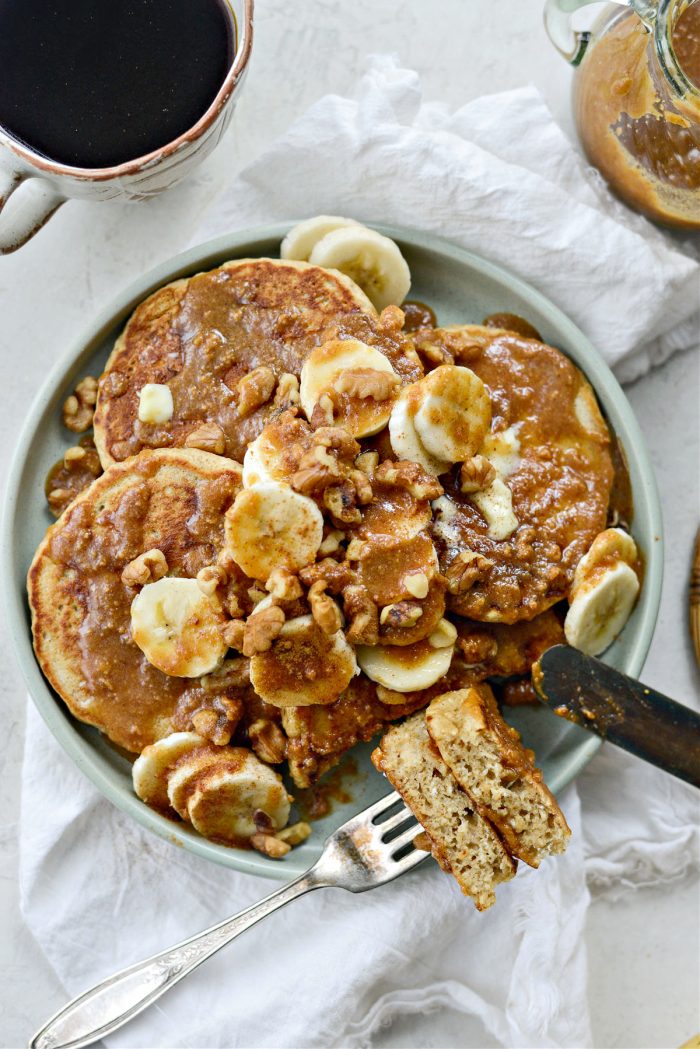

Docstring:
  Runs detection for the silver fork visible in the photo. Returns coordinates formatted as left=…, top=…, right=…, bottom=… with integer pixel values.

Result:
left=31, top=792, right=426, bottom=1049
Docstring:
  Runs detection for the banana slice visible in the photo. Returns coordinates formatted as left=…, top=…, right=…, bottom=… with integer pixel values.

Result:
left=470, top=478, right=519, bottom=541
left=309, top=227, right=411, bottom=311
left=564, top=560, right=640, bottom=656
left=300, top=338, right=400, bottom=438
left=186, top=750, right=291, bottom=844
left=132, top=732, right=203, bottom=809
left=357, top=635, right=454, bottom=692
left=166, top=744, right=228, bottom=818
left=242, top=432, right=285, bottom=488
left=389, top=387, right=450, bottom=476
left=280, top=215, right=360, bottom=261
left=224, top=482, right=324, bottom=580
left=413, top=365, right=491, bottom=463
left=480, top=424, right=522, bottom=479
left=130, top=578, right=228, bottom=677
left=250, top=614, right=357, bottom=707
left=571, top=527, right=639, bottom=600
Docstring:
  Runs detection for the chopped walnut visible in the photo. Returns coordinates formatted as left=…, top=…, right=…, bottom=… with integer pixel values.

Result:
left=415, top=338, right=454, bottom=368
left=308, top=580, right=343, bottom=635
left=248, top=718, right=287, bottom=764
left=291, top=445, right=342, bottom=495
left=196, top=564, right=228, bottom=597
left=300, top=558, right=357, bottom=594
left=318, top=529, right=345, bottom=557
left=243, top=604, right=285, bottom=657
left=62, top=375, right=98, bottom=433
left=47, top=487, right=75, bottom=515
left=277, top=821, right=312, bottom=845
left=313, top=426, right=360, bottom=460
left=349, top=468, right=373, bottom=505
left=220, top=619, right=246, bottom=651
left=457, top=632, right=498, bottom=666
left=379, top=601, right=423, bottom=629
left=355, top=451, right=379, bottom=476
left=235, top=366, right=276, bottom=418
left=376, top=684, right=410, bottom=705
left=121, top=548, right=168, bottom=588
left=343, top=584, right=379, bottom=645
left=459, top=455, right=496, bottom=494
left=404, top=571, right=429, bottom=599
left=201, top=657, right=250, bottom=690
left=515, top=526, right=537, bottom=563
left=310, top=393, right=335, bottom=428
left=265, top=567, right=303, bottom=602
left=191, top=696, right=244, bottom=746
left=248, top=586, right=268, bottom=605
left=333, top=368, right=401, bottom=402
left=251, top=833, right=291, bottom=859
left=273, top=372, right=300, bottom=408
left=323, top=481, right=362, bottom=525
left=185, top=422, right=226, bottom=455
left=445, top=549, right=493, bottom=595
left=378, top=305, right=405, bottom=332
left=374, top=460, right=443, bottom=501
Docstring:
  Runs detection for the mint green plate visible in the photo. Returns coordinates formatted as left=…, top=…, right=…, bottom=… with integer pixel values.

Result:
left=2, top=224, right=663, bottom=880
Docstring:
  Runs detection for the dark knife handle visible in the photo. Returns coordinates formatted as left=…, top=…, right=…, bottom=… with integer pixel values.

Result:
left=533, top=645, right=700, bottom=787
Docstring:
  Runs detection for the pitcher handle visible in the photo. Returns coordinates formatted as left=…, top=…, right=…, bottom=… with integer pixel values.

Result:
left=0, top=166, right=66, bottom=254
left=544, top=0, right=657, bottom=65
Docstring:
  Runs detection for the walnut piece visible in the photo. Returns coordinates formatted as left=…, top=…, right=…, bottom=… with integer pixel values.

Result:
left=459, top=455, right=496, bottom=494
left=277, top=821, right=312, bottom=846
left=185, top=422, right=226, bottom=455
left=251, top=833, right=291, bottom=859
left=265, top=567, right=303, bottom=602
left=192, top=696, right=244, bottom=746
left=248, top=718, right=287, bottom=764
left=415, top=338, right=454, bottom=368
left=308, top=580, right=343, bottom=635
left=313, top=426, right=360, bottom=460
left=333, top=368, right=400, bottom=402
left=220, top=619, right=246, bottom=651
left=445, top=549, right=493, bottom=595
left=379, top=601, right=423, bottom=629
left=349, top=468, right=373, bottom=505
left=200, top=657, right=250, bottom=690
left=318, top=529, right=345, bottom=557
left=121, top=548, right=168, bottom=588
left=310, top=393, right=335, bottom=428
left=323, top=481, right=362, bottom=525
left=300, top=558, right=357, bottom=594
left=343, top=584, right=379, bottom=645
left=62, top=375, right=99, bottom=433
left=291, top=445, right=342, bottom=495
left=376, top=684, right=410, bottom=705
left=235, top=366, right=276, bottom=418
left=355, top=450, right=379, bottom=476
left=243, top=605, right=285, bottom=656
left=378, top=305, right=405, bottom=332
left=273, top=372, right=300, bottom=408
left=457, top=632, right=498, bottom=666
left=374, top=459, right=443, bottom=501
left=196, top=564, right=228, bottom=597
left=47, top=487, right=74, bottom=515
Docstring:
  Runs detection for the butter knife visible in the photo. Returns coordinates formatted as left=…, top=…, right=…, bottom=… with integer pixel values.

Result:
left=532, top=645, right=700, bottom=787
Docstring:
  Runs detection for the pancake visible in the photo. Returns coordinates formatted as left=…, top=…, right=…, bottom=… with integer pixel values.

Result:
left=427, top=325, right=614, bottom=623
left=28, top=448, right=245, bottom=753
left=93, top=258, right=422, bottom=469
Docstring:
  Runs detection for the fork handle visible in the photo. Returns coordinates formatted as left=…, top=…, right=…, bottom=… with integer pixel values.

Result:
left=31, top=869, right=323, bottom=1049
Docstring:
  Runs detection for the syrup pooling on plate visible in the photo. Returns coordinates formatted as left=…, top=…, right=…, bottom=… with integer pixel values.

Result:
left=29, top=219, right=641, bottom=879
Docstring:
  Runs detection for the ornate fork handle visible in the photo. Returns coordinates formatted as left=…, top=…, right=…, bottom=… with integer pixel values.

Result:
left=31, top=870, right=324, bottom=1049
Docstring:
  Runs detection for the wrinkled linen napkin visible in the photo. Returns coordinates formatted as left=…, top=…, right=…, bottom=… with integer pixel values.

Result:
left=20, top=57, right=700, bottom=1049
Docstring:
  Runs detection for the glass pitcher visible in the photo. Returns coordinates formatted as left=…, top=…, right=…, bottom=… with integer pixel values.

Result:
left=545, top=0, right=700, bottom=228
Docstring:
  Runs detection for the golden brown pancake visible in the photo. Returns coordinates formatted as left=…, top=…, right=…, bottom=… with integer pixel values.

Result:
left=93, top=258, right=422, bottom=468
left=28, top=448, right=245, bottom=753
left=427, top=325, right=613, bottom=623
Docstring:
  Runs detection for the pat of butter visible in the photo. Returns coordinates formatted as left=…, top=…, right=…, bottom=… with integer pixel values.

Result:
left=138, top=383, right=173, bottom=424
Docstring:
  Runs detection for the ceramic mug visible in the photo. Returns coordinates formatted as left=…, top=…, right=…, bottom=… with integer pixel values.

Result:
left=0, top=0, right=253, bottom=255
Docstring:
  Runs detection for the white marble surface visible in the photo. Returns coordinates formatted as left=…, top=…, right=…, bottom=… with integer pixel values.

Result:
left=1, top=1, right=699, bottom=1047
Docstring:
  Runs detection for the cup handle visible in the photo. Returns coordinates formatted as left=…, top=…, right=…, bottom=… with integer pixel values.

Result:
left=0, top=167, right=66, bottom=254
left=544, top=0, right=656, bottom=65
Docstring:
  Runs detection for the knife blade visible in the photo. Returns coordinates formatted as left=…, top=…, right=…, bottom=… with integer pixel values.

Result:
left=532, top=644, right=700, bottom=787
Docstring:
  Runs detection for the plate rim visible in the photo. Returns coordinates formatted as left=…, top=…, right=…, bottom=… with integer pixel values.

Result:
left=2, top=221, right=664, bottom=881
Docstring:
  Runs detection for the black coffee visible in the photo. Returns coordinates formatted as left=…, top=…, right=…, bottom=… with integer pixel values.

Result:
left=0, top=0, right=236, bottom=168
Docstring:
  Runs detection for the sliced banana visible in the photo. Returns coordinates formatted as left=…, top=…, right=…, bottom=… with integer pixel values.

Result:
left=241, top=430, right=288, bottom=488
left=130, top=578, right=228, bottom=677
left=564, top=560, right=640, bottom=656
left=309, top=227, right=411, bottom=311
left=250, top=614, right=357, bottom=707
left=389, top=388, right=450, bottom=476
left=132, top=732, right=203, bottom=809
left=480, top=425, right=522, bottom=479
left=571, top=527, right=639, bottom=600
left=413, top=365, right=491, bottom=463
left=186, top=750, right=291, bottom=843
left=357, top=635, right=454, bottom=692
left=300, top=338, right=400, bottom=438
left=280, top=215, right=360, bottom=261
left=471, top=478, right=519, bottom=541
left=224, top=482, right=323, bottom=580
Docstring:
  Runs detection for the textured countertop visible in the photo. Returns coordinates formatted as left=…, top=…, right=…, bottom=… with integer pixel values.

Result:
left=1, top=2, right=698, bottom=1047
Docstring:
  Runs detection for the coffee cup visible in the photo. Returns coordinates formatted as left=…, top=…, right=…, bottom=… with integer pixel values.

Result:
left=0, top=0, right=253, bottom=255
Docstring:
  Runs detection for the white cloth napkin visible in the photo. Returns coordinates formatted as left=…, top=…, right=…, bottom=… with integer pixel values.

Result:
left=19, top=56, right=700, bottom=1049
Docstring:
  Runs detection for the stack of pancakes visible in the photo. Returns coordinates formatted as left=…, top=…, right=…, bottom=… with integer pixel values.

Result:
left=28, top=245, right=620, bottom=889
